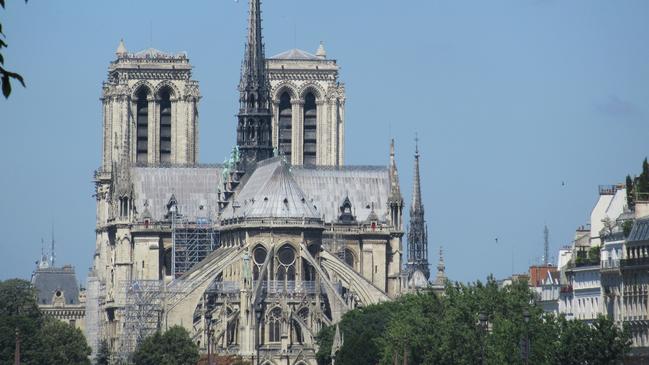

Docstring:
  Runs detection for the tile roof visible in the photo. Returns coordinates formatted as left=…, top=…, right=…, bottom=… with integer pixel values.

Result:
left=131, top=166, right=223, bottom=221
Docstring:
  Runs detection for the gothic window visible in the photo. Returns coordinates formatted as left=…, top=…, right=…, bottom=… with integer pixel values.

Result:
left=276, top=244, right=296, bottom=281
left=253, top=245, right=267, bottom=280
left=119, top=197, right=129, bottom=218
left=159, top=89, right=172, bottom=163
left=278, top=92, right=292, bottom=160
left=303, top=92, right=317, bottom=165
left=267, top=307, right=282, bottom=343
left=135, top=88, right=149, bottom=164
left=344, top=248, right=355, bottom=268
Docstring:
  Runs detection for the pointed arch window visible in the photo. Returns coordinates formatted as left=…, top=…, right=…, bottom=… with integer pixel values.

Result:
left=278, top=92, right=292, bottom=160
left=303, top=92, right=317, bottom=165
left=267, top=307, right=282, bottom=343
left=159, top=89, right=172, bottom=163
left=276, top=244, right=296, bottom=282
left=135, top=88, right=149, bottom=164
left=253, top=245, right=267, bottom=280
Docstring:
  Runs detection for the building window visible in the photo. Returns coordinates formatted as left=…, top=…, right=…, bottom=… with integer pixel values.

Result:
left=276, top=244, right=296, bottom=281
left=303, top=92, right=317, bottom=165
left=267, top=307, right=282, bottom=343
left=136, top=88, right=149, bottom=164
left=119, top=197, right=129, bottom=218
left=278, top=92, right=292, bottom=160
left=253, top=245, right=267, bottom=280
left=159, top=89, right=172, bottom=163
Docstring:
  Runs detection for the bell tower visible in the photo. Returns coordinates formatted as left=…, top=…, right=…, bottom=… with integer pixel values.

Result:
left=100, top=40, right=200, bottom=172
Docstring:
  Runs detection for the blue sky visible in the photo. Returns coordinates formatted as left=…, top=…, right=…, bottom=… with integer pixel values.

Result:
left=1, top=1, right=647, bottom=284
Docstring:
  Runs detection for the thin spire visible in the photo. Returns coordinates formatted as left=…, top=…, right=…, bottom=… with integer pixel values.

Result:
left=237, top=0, right=273, bottom=171
left=240, top=0, right=267, bottom=97
left=407, top=134, right=429, bottom=279
left=388, top=138, right=402, bottom=202
left=411, top=134, right=423, bottom=214
left=435, top=246, right=446, bottom=286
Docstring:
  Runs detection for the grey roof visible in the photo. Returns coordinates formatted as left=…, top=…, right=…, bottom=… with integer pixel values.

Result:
left=269, top=48, right=319, bottom=60
left=292, top=165, right=390, bottom=223
left=222, top=158, right=320, bottom=220
left=32, top=266, right=80, bottom=305
left=628, top=218, right=649, bottom=242
left=131, top=166, right=223, bottom=221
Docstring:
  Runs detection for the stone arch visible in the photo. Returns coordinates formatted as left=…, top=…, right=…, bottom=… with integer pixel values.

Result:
left=272, top=81, right=298, bottom=101
left=343, top=247, right=357, bottom=269
left=298, top=83, right=325, bottom=101
left=130, top=81, right=154, bottom=100
left=154, top=81, right=180, bottom=100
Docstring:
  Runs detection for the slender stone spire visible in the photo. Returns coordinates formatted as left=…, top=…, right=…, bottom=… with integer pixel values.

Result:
left=407, top=135, right=429, bottom=279
left=388, top=139, right=404, bottom=230
left=411, top=136, right=423, bottom=215
left=237, top=0, right=273, bottom=172
left=435, top=246, right=446, bottom=286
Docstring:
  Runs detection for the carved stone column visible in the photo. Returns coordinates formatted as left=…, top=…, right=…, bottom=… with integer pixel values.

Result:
left=291, top=99, right=304, bottom=165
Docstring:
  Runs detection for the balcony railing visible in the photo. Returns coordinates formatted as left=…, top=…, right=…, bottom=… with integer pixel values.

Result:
left=621, top=257, right=649, bottom=269
left=601, top=259, right=620, bottom=270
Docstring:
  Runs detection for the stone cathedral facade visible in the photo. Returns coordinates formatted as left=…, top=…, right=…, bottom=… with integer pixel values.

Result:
left=87, top=1, right=428, bottom=364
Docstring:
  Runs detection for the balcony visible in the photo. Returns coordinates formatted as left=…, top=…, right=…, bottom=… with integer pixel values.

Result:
left=601, top=259, right=620, bottom=271
left=620, top=257, right=649, bottom=269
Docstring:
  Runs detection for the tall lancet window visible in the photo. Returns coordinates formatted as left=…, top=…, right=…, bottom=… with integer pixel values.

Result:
left=278, top=92, right=292, bottom=160
left=159, top=89, right=172, bottom=163
left=135, top=89, right=149, bottom=164
left=303, top=92, right=317, bottom=165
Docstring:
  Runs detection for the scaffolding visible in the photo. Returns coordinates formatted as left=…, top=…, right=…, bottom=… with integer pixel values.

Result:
left=172, top=215, right=219, bottom=278
left=119, top=280, right=163, bottom=363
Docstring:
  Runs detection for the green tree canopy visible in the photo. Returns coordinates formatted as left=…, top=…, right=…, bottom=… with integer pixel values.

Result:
left=0, top=278, right=42, bottom=364
left=37, top=317, right=91, bottom=365
left=317, top=277, right=631, bottom=365
left=133, top=325, right=199, bottom=365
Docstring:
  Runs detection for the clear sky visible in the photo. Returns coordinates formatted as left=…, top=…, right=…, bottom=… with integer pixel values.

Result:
left=1, top=0, right=647, bottom=284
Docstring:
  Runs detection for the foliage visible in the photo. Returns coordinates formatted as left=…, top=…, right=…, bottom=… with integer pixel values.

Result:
left=626, top=157, right=649, bottom=207
left=94, top=339, right=110, bottom=365
left=132, top=325, right=199, bottom=365
left=316, top=300, right=399, bottom=365
left=0, top=0, right=27, bottom=98
left=0, top=278, right=43, bottom=364
left=37, top=317, right=91, bottom=365
left=317, top=276, right=631, bottom=365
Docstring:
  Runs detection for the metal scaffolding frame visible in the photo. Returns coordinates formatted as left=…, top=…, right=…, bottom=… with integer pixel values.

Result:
left=119, top=280, right=163, bottom=363
left=172, top=215, right=219, bottom=278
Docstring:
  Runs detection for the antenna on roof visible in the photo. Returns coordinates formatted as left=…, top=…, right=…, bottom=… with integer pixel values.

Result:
left=543, top=225, right=550, bottom=266
left=50, top=223, right=56, bottom=268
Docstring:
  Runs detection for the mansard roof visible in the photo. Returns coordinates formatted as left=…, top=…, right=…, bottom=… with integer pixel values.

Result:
left=32, top=265, right=80, bottom=305
left=221, top=158, right=320, bottom=220
left=270, top=48, right=320, bottom=60
left=628, top=217, right=649, bottom=242
left=131, top=166, right=223, bottom=222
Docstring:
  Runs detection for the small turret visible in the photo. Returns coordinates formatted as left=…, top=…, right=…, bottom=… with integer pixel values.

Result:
left=315, top=41, right=327, bottom=59
left=116, top=39, right=128, bottom=58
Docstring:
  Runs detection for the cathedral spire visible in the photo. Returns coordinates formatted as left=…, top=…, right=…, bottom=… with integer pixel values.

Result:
left=407, top=135, right=429, bottom=279
left=435, top=246, right=446, bottom=286
left=237, top=0, right=273, bottom=172
left=411, top=135, right=423, bottom=215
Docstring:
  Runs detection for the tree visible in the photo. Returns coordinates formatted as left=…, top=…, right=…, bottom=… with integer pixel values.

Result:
left=317, top=276, right=631, bottom=365
left=94, top=339, right=110, bottom=365
left=0, top=0, right=27, bottom=98
left=0, top=279, right=42, bottom=365
left=37, top=317, right=91, bottom=365
left=132, top=325, right=199, bottom=365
